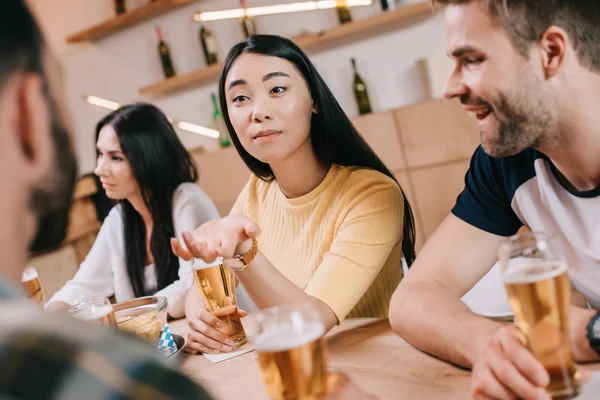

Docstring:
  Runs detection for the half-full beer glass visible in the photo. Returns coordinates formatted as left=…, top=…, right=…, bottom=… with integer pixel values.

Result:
left=498, top=232, right=581, bottom=399
left=193, top=258, right=247, bottom=348
left=69, top=297, right=117, bottom=327
left=246, top=302, right=328, bottom=400
left=21, top=267, right=44, bottom=305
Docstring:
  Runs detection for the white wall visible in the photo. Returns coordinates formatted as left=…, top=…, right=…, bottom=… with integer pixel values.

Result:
left=30, top=0, right=447, bottom=174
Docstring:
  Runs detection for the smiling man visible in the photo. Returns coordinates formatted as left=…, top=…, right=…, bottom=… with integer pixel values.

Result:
left=389, top=1, right=600, bottom=399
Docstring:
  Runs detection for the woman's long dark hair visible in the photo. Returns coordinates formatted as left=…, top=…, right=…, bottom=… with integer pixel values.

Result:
left=95, top=103, right=198, bottom=297
left=218, top=35, right=416, bottom=266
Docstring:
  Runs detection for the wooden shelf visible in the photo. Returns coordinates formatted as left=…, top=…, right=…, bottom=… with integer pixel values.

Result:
left=138, top=1, right=434, bottom=97
left=66, top=0, right=199, bottom=43
left=295, top=1, right=433, bottom=52
left=139, top=62, right=223, bottom=95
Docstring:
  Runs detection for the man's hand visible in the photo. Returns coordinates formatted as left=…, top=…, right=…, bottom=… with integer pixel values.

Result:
left=471, top=324, right=593, bottom=400
left=569, top=306, right=598, bottom=362
left=472, top=325, right=551, bottom=400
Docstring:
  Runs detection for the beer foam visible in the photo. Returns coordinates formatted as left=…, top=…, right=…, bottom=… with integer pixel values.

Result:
left=504, top=260, right=567, bottom=284
left=21, top=267, right=38, bottom=282
left=255, top=321, right=325, bottom=352
left=73, top=304, right=113, bottom=321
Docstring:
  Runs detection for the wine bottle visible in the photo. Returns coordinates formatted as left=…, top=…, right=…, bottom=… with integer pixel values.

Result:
left=156, top=26, right=176, bottom=79
left=211, top=93, right=231, bottom=148
left=381, top=0, right=399, bottom=11
left=351, top=58, right=372, bottom=115
left=336, top=0, right=352, bottom=24
left=114, top=0, right=126, bottom=15
left=240, top=0, right=257, bottom=39
left=199, top=23, right=218, bottom=66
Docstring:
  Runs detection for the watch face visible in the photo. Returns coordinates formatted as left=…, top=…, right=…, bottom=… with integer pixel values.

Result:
left=223, top=258, right=245, bottom=271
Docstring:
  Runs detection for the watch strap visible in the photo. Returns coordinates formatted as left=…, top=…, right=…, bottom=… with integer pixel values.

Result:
left=237, top=238, right=258, bottom=267
left=586, top=310, right=600, bottom=357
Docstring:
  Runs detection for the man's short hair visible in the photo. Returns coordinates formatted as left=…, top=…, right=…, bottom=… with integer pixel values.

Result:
left=0, top=1, right=44, bottom=89
left=432, top=0, right=600, bottom=72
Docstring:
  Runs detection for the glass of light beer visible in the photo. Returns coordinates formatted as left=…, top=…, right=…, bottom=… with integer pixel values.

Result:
left=68, top=297, right=117, bottom=327
left=246, top=302, right=328, bottom=400
left=21, top=267, right=44, bottom=305
left=498, top=232, right=581, bottom=399
left=193, top=258, right=247, bottom=348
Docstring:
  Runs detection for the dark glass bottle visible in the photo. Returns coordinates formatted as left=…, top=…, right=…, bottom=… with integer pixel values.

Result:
left=240, top=0, right=257, bottom=38
left=336, top=0, right=352, bottom=24
left=156, top=26, right=176, bottom=78
left=381, top=0, right=399, bottom=11
left=199, top=23, right=218, bottom=66
left=351, top=58, right=372, bottom=115
left=114, top=0, right=126, bottom=15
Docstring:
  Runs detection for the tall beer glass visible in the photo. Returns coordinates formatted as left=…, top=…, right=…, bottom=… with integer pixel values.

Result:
left=21, top=267, right=44, bottom=305
left=498, top=232, right=581, bottom=399
left=246, top=302, right=328, bottom=400
left=193, top=259, right=247, bottom=348
left=69, top=297, right=117, bottom=327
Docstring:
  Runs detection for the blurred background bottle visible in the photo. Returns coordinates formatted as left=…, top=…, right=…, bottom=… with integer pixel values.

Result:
left=199, top=23, right=218, bottom=66
left=240, top=0, right=257, bottom=38
left=336, top=0, right=352, bottom=24
left=114, top=0, right=126, bottom=15
left=351, top=58, right=372, bottom=115
left=156, top=26, right=176, bottom=78
left=381, top=0, right=400, bottom=11
left=212, top=93, right=231, bottom=148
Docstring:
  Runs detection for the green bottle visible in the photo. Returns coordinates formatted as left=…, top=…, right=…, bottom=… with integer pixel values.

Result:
left=336, top=0, right=352, bottom=24
left=351, top=58, right=372, bottom=115
left=212, top=94, right=231, bottom=148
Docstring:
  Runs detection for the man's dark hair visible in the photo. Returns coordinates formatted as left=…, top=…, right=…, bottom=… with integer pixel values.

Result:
left=433, top=0, right=600, bottom=72
left=0, top=1, right=44, bottom=88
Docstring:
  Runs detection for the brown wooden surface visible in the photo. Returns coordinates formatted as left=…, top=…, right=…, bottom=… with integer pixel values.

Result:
left=66, top=0, right=199, bottom=43
left=169, top=318, right=473, bottom=400
left=72, top=176, right=98, bottom=200
left=410, top=160, right=470, bottom=238
left=138, top=2, right=434, bottom=96
left=394, top=99, right=479, bottom=170
left=139, top=63, right=223, bottom=96
left=293, top=2, right=433, bottom=53
left=353, top=111, right=408, bottom=173
left=191, top=146, right=251, bottom=217
left=169, top=318, right=600, bottom=399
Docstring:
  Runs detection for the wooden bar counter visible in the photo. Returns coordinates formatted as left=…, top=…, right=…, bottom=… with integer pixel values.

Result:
left=170, top=318, right=471, bottom=399
left=169, top=318, right=600, bottom=399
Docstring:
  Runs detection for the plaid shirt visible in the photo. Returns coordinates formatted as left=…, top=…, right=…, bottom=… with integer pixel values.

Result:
left=0, top=278, right=212, bottom=400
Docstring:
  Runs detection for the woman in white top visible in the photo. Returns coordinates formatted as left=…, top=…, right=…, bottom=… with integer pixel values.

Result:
left=47, top=103, right=220, bottom=317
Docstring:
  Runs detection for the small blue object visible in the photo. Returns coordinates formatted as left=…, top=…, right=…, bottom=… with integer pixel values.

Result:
left=157, top=324, right=178, bottom=357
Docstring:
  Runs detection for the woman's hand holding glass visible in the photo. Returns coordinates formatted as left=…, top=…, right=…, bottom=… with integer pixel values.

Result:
left=184, top=291, right=247, bottom=354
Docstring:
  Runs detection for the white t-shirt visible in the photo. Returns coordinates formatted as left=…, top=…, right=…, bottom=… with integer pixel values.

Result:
left=48, top=183, right=220, bottom=317
left=453, top=147, right=600, bottom=309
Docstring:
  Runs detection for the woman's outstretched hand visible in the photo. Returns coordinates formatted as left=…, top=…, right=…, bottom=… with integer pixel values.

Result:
left=171, top=215, right=260, bottom=262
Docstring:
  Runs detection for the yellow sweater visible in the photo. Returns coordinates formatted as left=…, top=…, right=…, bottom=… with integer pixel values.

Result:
left=231, top=164, right=404, bottom=321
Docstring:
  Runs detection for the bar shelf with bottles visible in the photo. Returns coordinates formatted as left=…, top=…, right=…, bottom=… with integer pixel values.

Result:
left=66, top=0, right=202, bottom=43
left=139, top=1, right=434, bottom=96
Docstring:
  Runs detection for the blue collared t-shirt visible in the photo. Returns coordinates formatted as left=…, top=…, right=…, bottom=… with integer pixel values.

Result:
left=453, top=146, right=600, bottom=308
